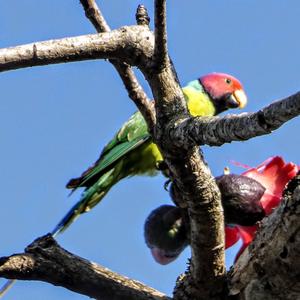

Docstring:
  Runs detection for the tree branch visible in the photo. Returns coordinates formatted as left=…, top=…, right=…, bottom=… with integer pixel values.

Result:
left=79, top=1, right=156, bottom=132
left=171, top=91, right=300, bottom=148
left=0, top=235, right=171, bottom=300
left=145, top=3, right=226, bottom=298
left=154, top=0, right=169, bottom=70
left=0, top=26, right=154, bottom=73
left=170, top=149, right=226, bottom=300
left=80, top=0, right=110, bottom=32
left=228, top=173, right=300, bottom=299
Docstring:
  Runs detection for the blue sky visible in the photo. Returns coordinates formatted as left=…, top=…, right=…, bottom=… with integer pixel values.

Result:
left=0, top=1, right=299, bottom=299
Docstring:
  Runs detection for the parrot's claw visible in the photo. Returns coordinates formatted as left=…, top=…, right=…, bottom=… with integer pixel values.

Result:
left=156, top=160, right=168, bottom=171
left=164, top=179, right=172, bottom=191
left=156, top=160, right=171, bottom=178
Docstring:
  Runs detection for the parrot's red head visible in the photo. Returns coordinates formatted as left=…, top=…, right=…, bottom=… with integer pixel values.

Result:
left=199, top=73, right=247, bottom=114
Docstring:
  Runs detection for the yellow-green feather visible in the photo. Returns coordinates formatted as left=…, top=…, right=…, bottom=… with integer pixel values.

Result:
left=124, top=140, right=162, bottom=176
left=183, top=86, right=216, bottom=116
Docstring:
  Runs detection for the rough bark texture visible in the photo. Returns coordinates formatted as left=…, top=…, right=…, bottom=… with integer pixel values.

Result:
left=173, top=92, right=300, bottom=148
left=229, top=173, right=300, bottom=300
left=0, top=26, right=154, bottom=73
left=171, top=149, right=226, bottom=300
left=0, top=235, right=171, bottom=300
left=154, top=0, right=169, bottom=70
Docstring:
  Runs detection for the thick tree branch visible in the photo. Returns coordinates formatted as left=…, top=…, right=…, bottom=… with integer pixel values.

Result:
left=228, top=173, right=300, bottom=299
left=171, top=149, right=226, bottom=300
left=79, top=1, right=156, bottom=132
left=144, top=3, right=226, bottom=298
left=171, top=91, right=300, bottom=148
left=0, top=235, right=171, bottom=300
left=0, top=26, right=154, bottom=73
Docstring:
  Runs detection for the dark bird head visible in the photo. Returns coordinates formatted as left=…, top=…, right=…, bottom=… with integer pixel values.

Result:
left=144, top=205, right=189, bottom=265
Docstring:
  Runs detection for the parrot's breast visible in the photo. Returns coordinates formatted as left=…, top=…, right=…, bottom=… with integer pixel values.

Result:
left=182, top=84, right=216, bottom=117
left=125, top=140, right=163, bottom=176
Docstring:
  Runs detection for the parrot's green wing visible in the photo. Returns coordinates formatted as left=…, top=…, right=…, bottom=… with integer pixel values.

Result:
left=67, top=111, right=150, bottom=189
left=78, top=134, right=150, bottom=187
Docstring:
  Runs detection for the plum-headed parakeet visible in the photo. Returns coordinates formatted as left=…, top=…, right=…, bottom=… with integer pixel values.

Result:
left=52, top=73, right=247, bottom=235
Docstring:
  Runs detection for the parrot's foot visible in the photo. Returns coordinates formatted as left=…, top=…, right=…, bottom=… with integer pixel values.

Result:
left=169, top=181, right=188, bottom=208
left=156, top=160, right=168, bottom=171
left=156, top=160, right=171, bottom=178
left=164, top=179, right=172, bottom=191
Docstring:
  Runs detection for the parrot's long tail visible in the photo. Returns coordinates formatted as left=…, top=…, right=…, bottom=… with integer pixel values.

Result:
left=52, top=169, right=116, bottom=236
left=0, top=280, right=15, bottom=298
left=51, top=188, right=110, bottom=237
left=51, top=186, right=111, bottom=237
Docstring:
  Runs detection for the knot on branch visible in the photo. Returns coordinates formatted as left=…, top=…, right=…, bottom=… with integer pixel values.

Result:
left=282, top=171, right=300, bottom=211
left=153, top=111, right=189, bottom=147
left=25, top=234, right=57, bottom=253
left=136, top=5, right=150, bottom=26
left=256, top=110, right=274, bottom=132
left=85, top=7, right=96, bottom=19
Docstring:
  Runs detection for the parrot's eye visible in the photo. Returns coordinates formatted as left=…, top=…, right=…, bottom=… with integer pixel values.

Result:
left=225, top=78, right=232, bottom=85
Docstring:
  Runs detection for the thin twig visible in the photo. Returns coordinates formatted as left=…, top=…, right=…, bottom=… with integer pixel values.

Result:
left=80, top=0, right=110, bottom=32
left=79, top=0, right=156, bottom=132
left=154, top=0, right=169, bottom=70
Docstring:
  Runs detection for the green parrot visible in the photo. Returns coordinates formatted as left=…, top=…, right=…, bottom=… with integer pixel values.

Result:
left=52, top=72, right=247, bottom=236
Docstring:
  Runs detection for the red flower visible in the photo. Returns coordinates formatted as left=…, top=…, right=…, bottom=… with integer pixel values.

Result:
left=225, top=156, right=299, bottom=259
left=225, top=226, right=240, bottom=248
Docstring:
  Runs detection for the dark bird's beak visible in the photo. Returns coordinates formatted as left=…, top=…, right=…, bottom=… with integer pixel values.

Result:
left=226, top=90, right=247, bottom=109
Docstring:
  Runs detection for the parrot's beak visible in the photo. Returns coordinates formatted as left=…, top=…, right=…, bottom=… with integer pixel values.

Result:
left=151, top=248, right=178, bottom=265
left=233, top=89, right=247, bottom=109
left=225, top=90, right=247, bottom=109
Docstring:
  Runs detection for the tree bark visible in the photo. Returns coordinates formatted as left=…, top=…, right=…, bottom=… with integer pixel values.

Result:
left=229, top=173, right=300, bottom=300
left=0, top=235, right=170, bottom=300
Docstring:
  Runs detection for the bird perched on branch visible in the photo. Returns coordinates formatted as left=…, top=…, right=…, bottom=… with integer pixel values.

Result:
left=52, top=73, right=247, bottom=235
